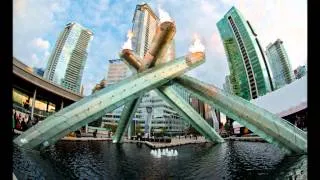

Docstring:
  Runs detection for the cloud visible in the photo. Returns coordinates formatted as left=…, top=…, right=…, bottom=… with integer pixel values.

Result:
left=14, top=0, right=27, bottom=17
left=32, top=37, right=50, bottom=50
left=13, top=0, right=306, bottom=96
left=210, top=32, right=225, bottom=58
left=81, top=30, right=121, bottom=95
left=44, top=51, right=50, bottom=57
left=31, top=53, right=39, bottom=62
left=13, top=0, right=70, bottom=69
left=30, top=53, right=42, bottom=68
left=200, top=0, right=216, bottom=16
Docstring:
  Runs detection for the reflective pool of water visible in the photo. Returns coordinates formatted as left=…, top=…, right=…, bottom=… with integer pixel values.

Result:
left=13, top=141, right=307, bottom=179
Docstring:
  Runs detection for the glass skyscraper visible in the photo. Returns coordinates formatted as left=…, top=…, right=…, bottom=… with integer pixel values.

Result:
left=217, top=7, right=273, bottom=100
left=266, top=39, right=294, bottom=90
left=44, top=22, right=93, bottom=94
left=105, top=59, right=129, bottom=86
left=223, top=75, right=233, bottom=94
left=131, top=3, right=175, bottom=62
left=294, top=65, right=307, bottom=79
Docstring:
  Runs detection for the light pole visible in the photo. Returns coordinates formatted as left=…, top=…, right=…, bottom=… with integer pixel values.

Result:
left=145, top=106, right=153, bottom=138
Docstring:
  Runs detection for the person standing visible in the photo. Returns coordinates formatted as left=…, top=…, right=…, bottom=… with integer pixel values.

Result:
left=21, top=118, right=27, bottom=131
left=12, top=110, right=16, bottom=130
left=15, top=113, right=21, bottom=130
left=93, top=129, right=97, bottom=138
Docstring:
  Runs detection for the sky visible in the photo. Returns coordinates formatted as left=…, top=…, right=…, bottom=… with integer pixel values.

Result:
left=13, top=0, right=307, bottom=96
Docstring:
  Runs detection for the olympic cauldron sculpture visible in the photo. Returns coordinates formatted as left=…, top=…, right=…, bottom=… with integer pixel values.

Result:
left=14, top=8, right=307, bottom=155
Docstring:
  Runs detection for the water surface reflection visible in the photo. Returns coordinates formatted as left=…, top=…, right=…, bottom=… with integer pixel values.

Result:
left=13, top=141, right=307, bottom=179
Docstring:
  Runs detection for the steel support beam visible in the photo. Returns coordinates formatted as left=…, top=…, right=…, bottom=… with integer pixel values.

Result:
left=13, top=54, right=203, bottom=150
left=174, top=75, right=307, bottom=154
left=30, top=88, right=37, bottom=120
left=112, top=97, right=142, bottom=143
left=127, top=119, right=134, bottom=139
left=113, top=49, right=143, bottom=143
left=156, top=85, right=224, bottom=143
left=60, top=100, right=64, bottom=110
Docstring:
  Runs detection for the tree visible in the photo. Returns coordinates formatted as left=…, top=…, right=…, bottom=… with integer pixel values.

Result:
left=150, top=127, right=155, bottom=136
left=103, top=124, right=117, bottom=133
left=224, top=123, right=230, bottom=132
left=89, top=117, right=103, bottom=127
left=186, top=126, right=201, bottom=135
left=135, top=123, right=143, bottom=135
left=159, top=127, right=166, bottom=137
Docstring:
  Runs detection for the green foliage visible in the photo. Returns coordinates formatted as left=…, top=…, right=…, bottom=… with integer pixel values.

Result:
left=103, top=124, right=117, bottom=133
left=186, top=126, right=201, bottom=135
left=224, top=123, right=230, bottom=131
left=159, top=127, right=166, bottom=136
left=88, top=118, right=102, bottom=127
left=135, top=123, right=143, bottom=134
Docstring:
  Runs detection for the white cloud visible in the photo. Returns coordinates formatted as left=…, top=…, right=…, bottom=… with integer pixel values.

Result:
left=44, top=51, right=50, bottom=57
left=32, top=37, right=50, bottom=50
left=13, top=0, right=27, bottom=17
left=30, top=53, right=40, bottom=67
left=13, top=0, right=70, bottom=68
left=31, top=53, right=39, bottom=61
left=13, top=0, right=306, bottom=96
left=200, top=0, right=216, bottom=16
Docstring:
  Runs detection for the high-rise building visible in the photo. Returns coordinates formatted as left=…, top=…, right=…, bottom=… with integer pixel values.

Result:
left=80, top=85, right=84, bottom=96
left=266, top=39, right=294, bottom=90
left=294, top=65, right=307, bottom=79
left=223, top=75, right=233, bottom=94
left=44, top=22, right=93, bottom=94
left=131, top=3, right=186, bottom=135
left=217, top=7, right=273, bottom=100
left=105, top=59, right=129, bottom=86
left=132, top=3, right=158, bottom=58
left=189, top=95, right=220, bottom=130
left=32, top=67, right=45, bottom=77
left=131, top=3, right=175, bottom=64
left=100, top=59, right=132, bottom=127
left=190, top=96, right=205, bottom=118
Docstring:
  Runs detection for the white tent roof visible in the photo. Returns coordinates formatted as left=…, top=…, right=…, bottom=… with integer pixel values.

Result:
left=251, top=75, right=307, bottom=117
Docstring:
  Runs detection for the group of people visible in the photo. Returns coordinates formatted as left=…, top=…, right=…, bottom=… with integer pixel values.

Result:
left=13, top=109, right=39, bottom=132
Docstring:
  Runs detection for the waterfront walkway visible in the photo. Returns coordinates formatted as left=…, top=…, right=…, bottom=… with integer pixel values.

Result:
left=126, top=136, right=266, bottom=149
left=15, top=129, right=267, bottom=148
left=61, top=137, right=112, bottom=141
left=125, top=136, right=210, bottom=149
left=224, top=136, right=266, bottom=142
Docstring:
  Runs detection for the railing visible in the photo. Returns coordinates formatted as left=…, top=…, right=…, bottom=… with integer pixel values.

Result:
left=13, top=103, right=55, bottom=118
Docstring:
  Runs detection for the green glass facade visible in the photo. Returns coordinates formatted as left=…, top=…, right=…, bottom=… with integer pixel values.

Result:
left=217, top=7, right=273, bottom=100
